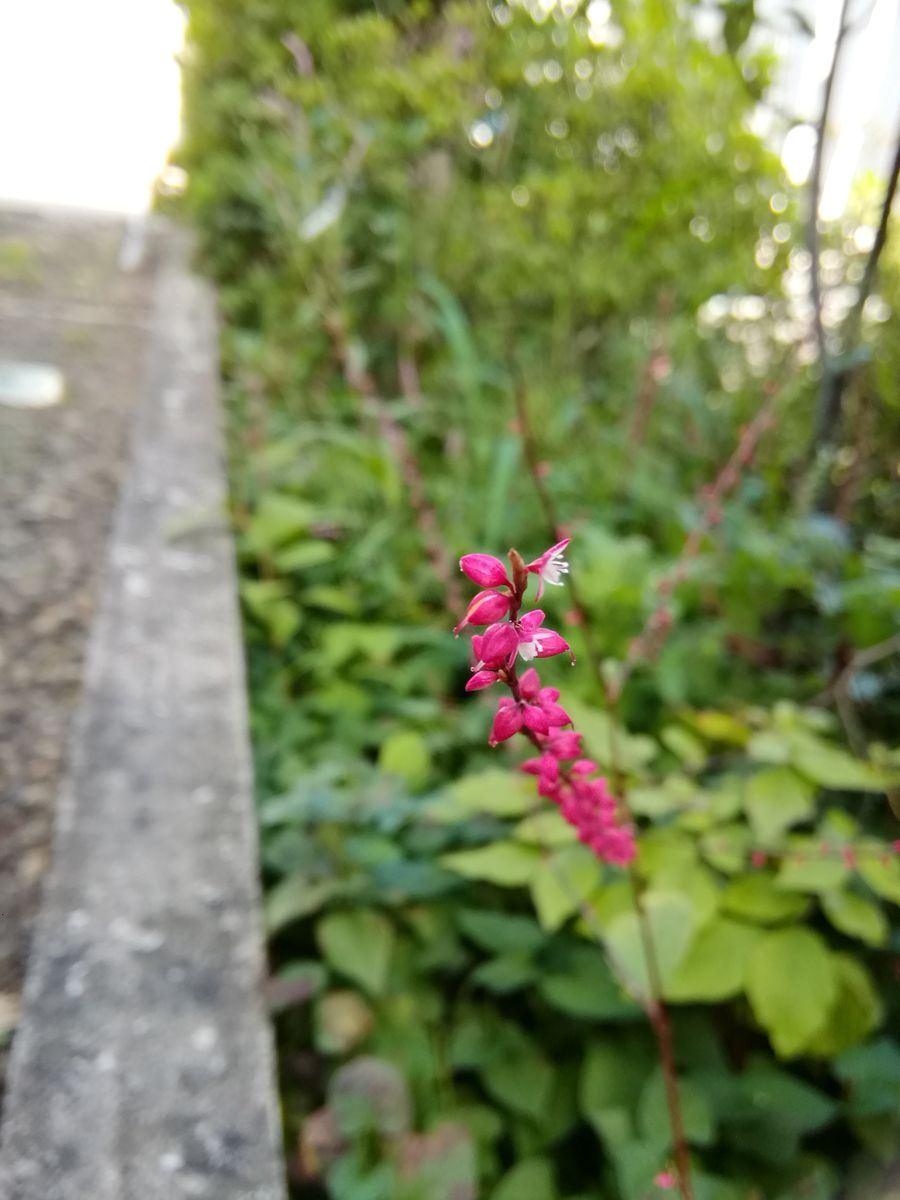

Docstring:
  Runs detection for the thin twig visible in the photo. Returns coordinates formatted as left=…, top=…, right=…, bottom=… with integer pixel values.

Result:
left=813, top=127, right=900, bottom=454
left=325, top=315, right=463, bottom=611
left=512, top=377, right=607, bottom=694
left=616, top=390, right=778, bottom=699
left=806, top=0, right=853, bottom=453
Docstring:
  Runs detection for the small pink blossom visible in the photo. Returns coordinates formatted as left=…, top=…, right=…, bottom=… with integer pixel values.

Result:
left=654, top=1171, right=676, bottom=1190
left=571, top=758, right=598, bottom=774
left=521, top=753, right=560, bottom=797
left=488, top=697, right=524, bottom=746
left=516, top=610, right=571, bottom=662
left=453, top=588, right=512, bottom=635
left=465, top=669, right=501, bottom=692
left=459, top=553, right=511, bottom=589
left=546, top=730, right=583, bottom=760
left=474, top=622, right=518, bottom=669
left=518, top=667, right=542, bottom=699
left=525, top=538, right=570, bottom=600
left=516, top=667, right=571, bottom=725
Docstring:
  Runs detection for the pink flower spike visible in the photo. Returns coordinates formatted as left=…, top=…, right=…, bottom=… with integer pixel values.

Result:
left=654, top=1171, right=676, bottom=1191
left=459, top=553, right=511, bottom=589
left=477, top=622, right=518, bottom=669
left=465, top=670, right=501, bottom=692
left=525, top=538, right=571, bottom=600
left=453, top=588, right=511, bottom=634
left=488, top=698, right=524, bottom=746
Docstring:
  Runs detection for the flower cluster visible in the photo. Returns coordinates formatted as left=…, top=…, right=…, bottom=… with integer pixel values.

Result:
left=455, top=540, right=636, bottom=866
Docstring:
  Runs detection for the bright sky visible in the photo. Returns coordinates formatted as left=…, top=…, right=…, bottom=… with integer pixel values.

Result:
left=0, top=0, right=185, bottom=213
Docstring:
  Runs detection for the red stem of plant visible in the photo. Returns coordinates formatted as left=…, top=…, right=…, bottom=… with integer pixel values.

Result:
left=513, top=380, right=695, bottom=1199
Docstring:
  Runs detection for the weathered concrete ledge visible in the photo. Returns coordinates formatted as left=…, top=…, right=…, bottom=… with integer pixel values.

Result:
left=0, top=228, right=287, bottom=1199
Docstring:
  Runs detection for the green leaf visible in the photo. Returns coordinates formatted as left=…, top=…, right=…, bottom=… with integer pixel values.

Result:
left=775, top=853, right=849, bottom=893
left=682, top=709, right=750, bottom=745
left=723, top=873, right=811, bottom=924
left=431, top=770, right=536, bottom=820
left=661, top=724, right=707, bottom=769
left=490, top=1158, right=557, bottom=1200
left=244, top=493, right=316, bottom=552
left=821, top=888, right=888, bottom=946
left=744, top=768, right=814, bottom=843
left=564, top=699, right=657, bottom=771
left=239, top=579, right=300, bottom=645
left=835, top=1038, right=900, bottom=1120
left=579, top=1033, right=656, bottom=1142
left=745, top=929, right=837, bottom=1057
left=857, top=849, right=900, bottom=903
left=698, top=1059, right=836, bottom=1165
left=666, top=916, right=762, bottom=1002
left=472, top=953, right=538, bottom=993
left=265, top=876, right=340, bottom=934
left=481, top=1037, right=553, bottom=1120
left=700, top=823, right=751, bottom=873
left=317, top=910, right=395, bottom=996
left=272, top=539, right=336, bottom=572
left=635, top=828, right=697, bottom=878
left=603, top=892, right=697, bottom=1002
left=378, top=730, right=432, bottom=790
left=538, top=944, right=640, bottom=1020
left=788, top=734, right=889, bottom=792
left=441, top=842, right=541, bottom=887
left=802, top=954, right=882, bottom=1057
left=456, top=909, right=546, bottom=955
left=638, top=1069, right=715, bottom=1147
left=530, top=845, right=601, bottom=931
left=514, top=809, right=577, bottom=846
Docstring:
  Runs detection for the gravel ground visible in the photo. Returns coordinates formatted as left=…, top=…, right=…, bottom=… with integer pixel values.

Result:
left=0, top=206, right=161, bottom=1098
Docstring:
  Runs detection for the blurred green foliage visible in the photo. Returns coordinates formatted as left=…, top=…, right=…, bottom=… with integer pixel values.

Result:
left=173, top=0, right=900, bottom=1195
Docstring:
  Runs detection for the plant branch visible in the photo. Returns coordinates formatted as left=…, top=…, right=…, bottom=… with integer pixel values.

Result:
left=806, top=0, right=853, bottom=454
left=325, top=315, right=463, bottom=612
left=813, top=126, right=900, bottom=457
left=512, top=377, right=607, bottom=694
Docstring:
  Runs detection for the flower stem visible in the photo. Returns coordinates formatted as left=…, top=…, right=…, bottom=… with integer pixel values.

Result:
left=512, top=378, right=695, bottom=1199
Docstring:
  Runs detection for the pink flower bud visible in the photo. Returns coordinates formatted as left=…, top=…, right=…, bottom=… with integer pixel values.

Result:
left=522, top=703, right=551, bottom=735
left=478, top=621, right=518, bottom=668
left=571, top=758, right=598, bottom=775
left=547, top=731, right=582, bottom=760
left=465, top=670, right=501, bottom=692
left=453, top=589, right=511, bottom=634
left=654, top=1171, right=676, bottom=1190
left=518, top=667, right=541, bottom=699
left=488, top=697, right=524, bottom=746
left=459, top=553, right=511, bottom=589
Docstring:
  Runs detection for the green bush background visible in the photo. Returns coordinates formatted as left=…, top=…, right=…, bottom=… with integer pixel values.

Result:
left=172, top=1, right=900, bottom=1196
